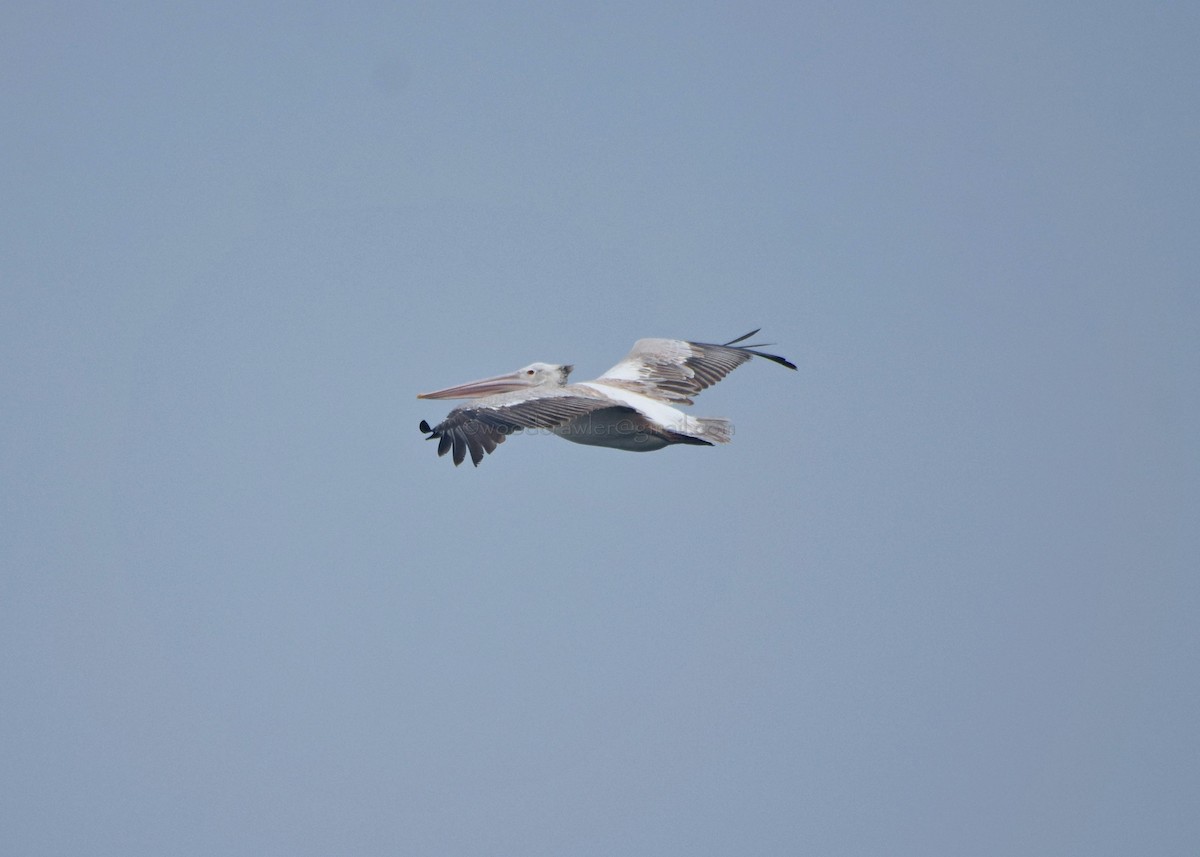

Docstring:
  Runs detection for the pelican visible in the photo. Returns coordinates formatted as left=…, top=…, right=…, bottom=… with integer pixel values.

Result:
left=417, top=330, right=796, bottom=467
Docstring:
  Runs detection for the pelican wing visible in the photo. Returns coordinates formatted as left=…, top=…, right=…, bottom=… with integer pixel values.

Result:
left=596, top=329, right=797, bottom=405
left=419, top=391, right=615, bottom=466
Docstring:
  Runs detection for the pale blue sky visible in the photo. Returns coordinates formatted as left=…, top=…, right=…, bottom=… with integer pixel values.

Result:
left=3, top=3, right=1198, bottom=855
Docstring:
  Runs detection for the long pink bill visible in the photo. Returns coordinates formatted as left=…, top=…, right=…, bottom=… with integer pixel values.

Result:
left=416, top=370, right=534, bottom=400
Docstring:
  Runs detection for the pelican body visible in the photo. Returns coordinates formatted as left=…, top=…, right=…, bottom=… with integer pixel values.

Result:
left=417, top=330, right=796, bottom=467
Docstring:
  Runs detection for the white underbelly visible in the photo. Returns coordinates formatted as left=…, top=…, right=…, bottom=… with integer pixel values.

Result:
left=551, top=408, right=670, bottom=451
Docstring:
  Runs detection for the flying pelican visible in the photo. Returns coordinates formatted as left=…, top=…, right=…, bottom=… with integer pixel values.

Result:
left=417, top=329, right=796, bottom=467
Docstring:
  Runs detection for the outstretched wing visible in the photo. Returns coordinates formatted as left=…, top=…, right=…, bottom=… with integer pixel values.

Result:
left=596, top=329, right=797, bottom=405
left=419, top=391, right=615, bottom=467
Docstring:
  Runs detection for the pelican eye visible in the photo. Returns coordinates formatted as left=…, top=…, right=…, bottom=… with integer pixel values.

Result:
left=526, top=369, right=535, bottom=375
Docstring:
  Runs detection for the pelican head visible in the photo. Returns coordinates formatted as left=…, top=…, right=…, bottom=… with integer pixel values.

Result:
left=417, top=362, right=573, bottom=399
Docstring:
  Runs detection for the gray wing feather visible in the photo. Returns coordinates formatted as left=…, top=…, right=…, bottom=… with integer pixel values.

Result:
left=420, top=392, right=614, bottom=467
left=597, top=330, right=796, bottom=404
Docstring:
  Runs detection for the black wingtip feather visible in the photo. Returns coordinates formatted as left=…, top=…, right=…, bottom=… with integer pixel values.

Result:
left=419, top=419, right=433, bottom=434
left=746, top=349, right=798, bottom=371
left=719, top=329, right=798, bottom=371
left=723, top=329, right=762, bottom=346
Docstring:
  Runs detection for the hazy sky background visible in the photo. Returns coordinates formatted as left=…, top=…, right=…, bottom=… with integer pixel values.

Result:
left=3, top=2, right=1198, bottom=855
